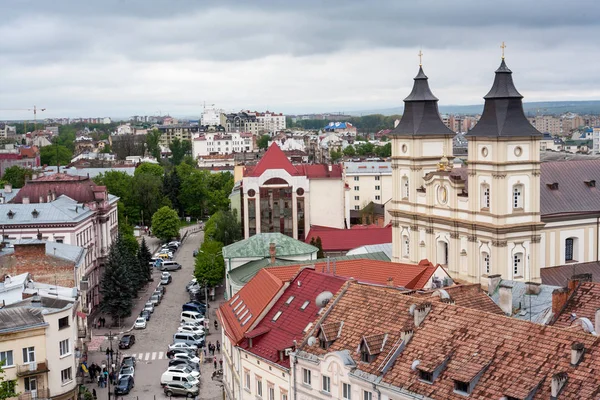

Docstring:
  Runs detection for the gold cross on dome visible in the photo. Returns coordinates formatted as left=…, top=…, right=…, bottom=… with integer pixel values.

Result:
left=418, top=50, right=423, bottom=66
left=501, top=41, right=506, bottom=59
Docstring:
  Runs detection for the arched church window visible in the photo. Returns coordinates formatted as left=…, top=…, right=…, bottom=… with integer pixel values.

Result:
left=480, top=184, right=490, bottom=210
left=513, top=184, right=524, bottom=210
left=402, top=235, right=410, bottom=258
left=401, top=176, right=409, bottom=200
left=513, top=252, right=523, bottom=277
left=481, top=252, right=490, bottom=275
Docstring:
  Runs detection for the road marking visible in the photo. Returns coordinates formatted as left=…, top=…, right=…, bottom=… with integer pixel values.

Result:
left=158, top=351, right=164, bottom=360
left=151, top=352, right=157, bottom=360
left=144, top=353, right=150, bottom=361
left=138, top=353, right=144, bottom=360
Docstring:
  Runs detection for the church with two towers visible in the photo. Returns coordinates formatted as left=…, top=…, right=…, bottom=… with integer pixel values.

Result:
left=389, top=55, right=600, bottom=284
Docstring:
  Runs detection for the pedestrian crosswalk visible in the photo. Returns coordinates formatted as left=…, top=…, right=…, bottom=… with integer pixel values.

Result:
left=123, top=351, right=165, bottom=361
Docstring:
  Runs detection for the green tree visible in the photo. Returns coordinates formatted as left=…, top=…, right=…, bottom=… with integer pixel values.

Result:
left=194, top=239, right=225, bottom=287
left=375, top=142, right=392, bottom=158
left=169, top=138, right=192, bottom=165
left=134, top=162, right=164, bottom=178
left=343, top=145, right=356, bottom=157
left=2, top=166, right=33, bottom=188
left=0, top=360, right=18, bottom=399
left=99, top=235, right=135, bottom=323
left=177, top=169, right=207, bottom=219
left=330, top=150, right=342, bottom=162
left=146, top=129, right=162, bottom=160
left=133, top=173, right=164, bottom=225
left=163, top=168, right=182, bottom=215
left=310, top=236, right=325, bottom=259
left=151, top=206, right=180, bottom=241
left=204, top=209, right=242, bottom=246
left=137, top=238, right=153, bottom=283
left=40, top=143, right=72, bottom=166
left=257, top=134, right=270, bottom=150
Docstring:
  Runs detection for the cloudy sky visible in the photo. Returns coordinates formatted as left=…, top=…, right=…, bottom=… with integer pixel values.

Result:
left=1, top=0, right=599, bottom=120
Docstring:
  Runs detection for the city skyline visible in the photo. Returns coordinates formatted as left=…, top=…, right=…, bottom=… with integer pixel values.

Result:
left=1, top=0, right=600, bottom=119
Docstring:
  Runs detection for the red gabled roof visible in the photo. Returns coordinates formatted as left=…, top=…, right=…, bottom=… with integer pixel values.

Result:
left=10, top=173, right=108, bottom=205
left=305, top=225, right=392, bottom=252
left=552, top=281, right=600, bottom=329
left=266, top=259, right=441, bottom=290
left=245, top=143, right=299, bottom=177
left=240, top=269, right=347, bottom=368
left=217, top=268, right=286, bottom=344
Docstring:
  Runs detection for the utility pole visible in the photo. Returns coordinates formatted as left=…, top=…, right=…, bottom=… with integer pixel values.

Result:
left=105, top=331, right=118, bottom=400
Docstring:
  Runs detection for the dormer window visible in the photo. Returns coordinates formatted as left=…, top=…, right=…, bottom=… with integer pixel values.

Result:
left=454, top=380, right=470, bottom=394
left=360, top=333, right=387, bottom=363
left=585, top=179, right=596, bottom=187
left=418, top=370, right=434, bottom=383
left=31, top=209, right=39, bottom=219
left=318, top=321, right=342, bottom=350
left=416, top=353, right=452, bottom=384
left=7, top=210, right=14, bottom=219
left=546, top=182, right=559, bottom=190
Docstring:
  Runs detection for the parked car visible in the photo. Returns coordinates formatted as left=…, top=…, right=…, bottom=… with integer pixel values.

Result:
left=140, top=310, right=151, bottom=321
left=168, top=241, right=181, bottom=248
left=114, top=375, right=134, bottom=395
left=119, top=334, right=136, bottom=349
left=160, top=261, right=182, bottom=271
left=144, top=302, right=154, bottom=313
left=173, top=332, right=205, bottom=348
left=167, top=348, right=197, bottom=359
left=134, top=317, right=147, bottom=329
left=149, top=294, right=161, bottom=306
left=161, top=275, right=172, bottom=285
left=168, top=342, right=198, bottom=352
left=170, top=352, right=200, bottom=365
left=162, top=382, right=199, bottom=398
left=181, top=320, right=204, bottom=329
left=121, top=356, right=136, bottom=368
left=182, top=302, right=207, bottom=314
left=180, top=311, right=205, bottom=324
left=167, top=365, right=200, bottom=378
left=118, top=365, right=135, bottom=380
left=177, top=325, right=205, bottom=335
left=168, top=358, right=200, bottom=371
left=160, top=371, right=199, bottom=387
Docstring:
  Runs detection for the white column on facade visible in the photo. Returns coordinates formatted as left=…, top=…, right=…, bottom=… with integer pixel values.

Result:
left=292, top=191, right=298, bottom=240
left=304, top=191, right=311, bottom=236
left=255, top=193, right=261, bottom=234
left=244, top=196, right=250, bottom=238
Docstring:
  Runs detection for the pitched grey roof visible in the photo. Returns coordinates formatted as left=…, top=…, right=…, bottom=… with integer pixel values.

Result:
left=344, top=162, right=392, bottom=175
left=346, top=243, right=392, bottom=260
left=6, top=295, right=74, bottom=312
left=222, top=233, right=318, bottom=259
left=540, top=159, right=600, bottom=217
left=0, top=307, right=47, bottom=333
left=541, top=261, right=600, bottom=287
left=0, top=195, right=93, bottom=225
left=466, top=59, right=542, bottom=138
left=490, top=279, right=559, bottom=324
left=391, top=67, right=454, bottom=137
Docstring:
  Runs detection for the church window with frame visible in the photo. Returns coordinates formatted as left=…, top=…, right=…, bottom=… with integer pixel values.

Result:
left=512, top=184, right=524, bottom=210
left=513, top=252, right=523, bottom=277
left=401, top=176, right=409, bottom=200
left=565, top=238, right=577, bottom=262
left=481, top=252, right=490, bottom=275
left=402, top=235, right=410, bottom=258
left=481, top=184, right=490, bottom=210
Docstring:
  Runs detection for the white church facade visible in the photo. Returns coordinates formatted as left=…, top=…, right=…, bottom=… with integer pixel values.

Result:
left=389, top=58, right=600, bottom=283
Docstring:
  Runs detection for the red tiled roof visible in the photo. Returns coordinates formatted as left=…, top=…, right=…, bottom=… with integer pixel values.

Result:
left=10, top=173, right=108, bottom=205
left=245, top=143, right=299, bottom=177
left=301, top=282, right=600, bottom=400
left=19, top=146, right=39, bottom=158
left=305, top=225, right=392, bottom=252
left=295, top=164, right=343, bottom=179
left=553, top=281, right=600, bottom=329
left=409, top=284, right=504, bottom=315
left=217, top=269, right=286, bottom=344
left=239, top=269, right=347, bottom=368
left=268, top=259, right=442, bottom=290
left=265, top=265, right=305, bottom=282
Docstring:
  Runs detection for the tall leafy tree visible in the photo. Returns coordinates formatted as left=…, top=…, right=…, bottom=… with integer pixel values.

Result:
left=194, top=239, right=225, bottom=287
left=151, top=206, right=180, bottom=241
left=137, top=238, right=153, bottom=282
left=99, top=235, right=135, bottom=323
left=133, top=173, right=164, bottom=225
left=257, top=134, right=270, bottom=149
left=40, top=142, right=73, bottom=166
left=163, top=168, right=182, bottom=215
left=2, top=166, right=32, bottom=188
left=134, top=162, right=164, bottom=178
left=146, top=128, right=162, bottom=160
left=0, top=360, right=18, bottom=399
left=204, top=210, right=242, bottom=246
left=169, top=138, right=192, bottom=165
left=343, top=145, right=356, bottom=157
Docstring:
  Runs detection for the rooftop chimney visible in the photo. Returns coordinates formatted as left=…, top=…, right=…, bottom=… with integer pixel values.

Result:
left=4, top=184, right=12, bottom=193
left=551, top=372, right=568, bottom=397
left=22, top=196, right=29, bottom=204
left=269, top=242, right=276, bottom=264
left=487, top=274, right=502, bottom=295
left=552, top=287, right=570, bottom=316
left=414, top=302, right=432, bottom=327
left=525, top=281, right=541, bottom=295
left=570, top=342, right=585, bottom=366
left=498, top=283, right=513, bottom=316
left=568, top=273, right=592, bottom=293
left=387, top=277, right=394, bottom=287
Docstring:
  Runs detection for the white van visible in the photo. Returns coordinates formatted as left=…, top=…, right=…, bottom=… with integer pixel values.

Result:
left=173, top=332, right=205, bottom=348
left=160, top=261, right=182, bottom=271
left=160, top=370, right=199, bottom=387
left=180, top=311, right=205, bottom=324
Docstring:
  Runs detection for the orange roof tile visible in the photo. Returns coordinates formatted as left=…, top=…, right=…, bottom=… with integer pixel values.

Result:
left=409, top=284, right=504, bottom=315
left=300, top=282, right=600, bottom=399
left=553, top=281, right=600, bottom=329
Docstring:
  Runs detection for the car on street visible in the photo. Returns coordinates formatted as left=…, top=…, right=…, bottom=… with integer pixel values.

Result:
left=149, top=294, right=161, bottom=306
left=168, top=358, right=200, bottom=371
left=167, top=348, right=197, bottom=359
left=160, top=275, right=172, bottom=285
left=170, top=352, right=200, bottom=365
left=140, top=310, right=151, bottom=321
left=180, top=320, right=205, bottom=329
left=114, top=375, right=134, bottom=395
left=177, top=325, right=205, bottom=335
left=159, top=261, right=182, bottom=271
left=144, top=302, right=154, bottom=313
left=182, top=302, right=207, bottom=315
left=119, top=334, right=136, bottom=349
left=163, top=382, right=199, bottom=398
left=121, top=356, right=136, bottom=368
left=118, top=365, right=135, bottom=380
left=167, top=365, right=200, bottom=378
left=180, top=311, right=205, bottom=324
left=168, top=342, right=198, bottom=351
left=168, top=240, right=181, bottom=247
left=134, top=317, right=147, bottom=329
left=160, top=371, right=199, bottom=387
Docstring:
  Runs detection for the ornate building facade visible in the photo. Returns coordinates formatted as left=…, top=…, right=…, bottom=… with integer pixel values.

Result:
left=390, top=59, right=600, bottom=283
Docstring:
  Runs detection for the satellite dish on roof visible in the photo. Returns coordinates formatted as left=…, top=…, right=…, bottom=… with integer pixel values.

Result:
left=307, top=337, right=317, bottom=346
left=575, top=318, right=597, bottom=335
left=315, top=291, right=333, bottom=308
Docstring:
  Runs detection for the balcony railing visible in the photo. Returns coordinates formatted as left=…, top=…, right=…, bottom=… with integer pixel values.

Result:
left=16, top=360, right=49, bottom=377
left=18, top=388, right=50, bottom=400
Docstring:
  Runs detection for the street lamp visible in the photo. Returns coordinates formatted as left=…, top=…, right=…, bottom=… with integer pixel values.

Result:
left=105, top=331, right=118, bottom=400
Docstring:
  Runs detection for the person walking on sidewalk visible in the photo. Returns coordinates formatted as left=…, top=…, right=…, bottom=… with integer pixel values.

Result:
left=213, top=356, right=217, bottom=370
left=216, top=340, right=221, bottom=353
left=219, top=358, right=223, bottom=369
left=214, top=319, right=218, bottom=330
left=92, top=389, right=97, bottom=400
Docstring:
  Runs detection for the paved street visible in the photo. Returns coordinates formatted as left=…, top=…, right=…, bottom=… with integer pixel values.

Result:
left=83, top=226, right=226, bottom=400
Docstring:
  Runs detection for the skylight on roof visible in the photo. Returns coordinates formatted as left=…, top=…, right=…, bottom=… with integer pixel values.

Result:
left=236, top=304, right=246, bottom=315
left=303, top=322, right=313, bottom=333
left=272, top=311, right=283, bottom=321
left=239, top=309, right=249, bottom=321
left=286, top=296, right=295, bottom=305
left=241, top=314, right=252, bottom=326
left=230, top=294, right=240, bottom=305
left=233, top=301, right=244, bottom=312
left=301, top=301, right=310, bottom=310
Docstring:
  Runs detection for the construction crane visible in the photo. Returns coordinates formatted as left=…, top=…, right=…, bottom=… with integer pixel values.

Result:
left=0, top=105, right=46, bottom=132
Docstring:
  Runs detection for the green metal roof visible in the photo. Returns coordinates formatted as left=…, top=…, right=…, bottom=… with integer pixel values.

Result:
left=222, top=233, right=318, bottom=259
left=228, top=251, right=390, bottom=286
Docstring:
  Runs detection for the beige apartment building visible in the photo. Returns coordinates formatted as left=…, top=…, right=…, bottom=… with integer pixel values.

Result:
left=344, top=161, right=392, bottom=212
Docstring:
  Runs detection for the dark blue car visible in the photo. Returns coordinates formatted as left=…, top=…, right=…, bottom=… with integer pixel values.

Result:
left=115, top=375, right=134, bottom=395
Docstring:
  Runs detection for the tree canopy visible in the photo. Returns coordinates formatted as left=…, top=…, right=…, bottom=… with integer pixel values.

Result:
left=2, top=166, right=32, bottom=188
left=151, top=206, right=180, bottom=241
left=194, top=239, right=225, bottom=287
left=204, top=209, right=242, bottom=246
left=257, top=134, right=270, bottom=150
left=169, top=138, right=192, bottom=165
left=40, top=143, right=72, bottom=166
left=99, top=235, right=135, bottom=322
left=146, top=129, right=162, bottom=160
